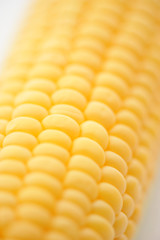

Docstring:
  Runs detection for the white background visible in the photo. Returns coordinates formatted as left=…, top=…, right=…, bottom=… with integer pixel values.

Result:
left=0, top=1, right=160, bottom=240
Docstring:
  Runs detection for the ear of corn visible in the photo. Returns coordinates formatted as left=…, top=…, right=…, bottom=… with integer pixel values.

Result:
left=0, top=0, right=160, bottom=240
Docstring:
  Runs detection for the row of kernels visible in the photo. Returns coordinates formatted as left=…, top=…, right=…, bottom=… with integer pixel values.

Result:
left=45, top=0, right=127, bottom=238
left=7, top=2, right=89, bottom=239
left=94, top=2, right=160, bottom=239
left=76, top=1, right=133, bottom=239
left=0, top=1, right=71, bottom=238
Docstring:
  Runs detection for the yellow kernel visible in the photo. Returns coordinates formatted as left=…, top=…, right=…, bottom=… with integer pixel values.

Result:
left=92, top=200, right=115, bottom=225
left=92, top=86, right=122, bottom=112
left=52, top=89, right=87, bottom=111
left=108, top=136, right=132, bottom=162
left=6, top=117, right=42, bottom=136
left=38, top=129, right=72, bottom=150
left=72, top=137, right=105, bottom=166
left=25, top=79, right=56, bottom=95
left=64, top=170, right=98, bottom=200
left=86, top=214, right=114, bottom=240
left=13, top=104, right=48, bottom=121
left=15, top=90, right=51, bottom=109
left=50, top=104, right=84, bottom=124
left=42, top=114, right=80, bottom=139
left=99, top=182, right=123, bottom=214
left=81, top=120, right=109, bottom=149
left=3, top=132, right=37, bottom=150
left=102, top=166, right=126, bottom=194
left=0, top=145, right=32, bottom=162
left=28, top=156, right=66, bottom=179
left=58, top=75, right=91, bottom=99
left=114, top=212, right=128, bottom=237
left=69, top=155, right=101, bottom=182
left=0, top=160, right=26, bottom=176
left=105, top=151, right=128, bottom=176
left=85, top=101, right=115, bottom=129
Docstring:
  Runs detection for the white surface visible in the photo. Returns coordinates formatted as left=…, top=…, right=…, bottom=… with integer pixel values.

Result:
left=0, top=1, right=160, bottom=240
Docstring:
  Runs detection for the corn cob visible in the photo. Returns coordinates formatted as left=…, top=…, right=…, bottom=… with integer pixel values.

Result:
left=0, top=0, right=160, bottom=240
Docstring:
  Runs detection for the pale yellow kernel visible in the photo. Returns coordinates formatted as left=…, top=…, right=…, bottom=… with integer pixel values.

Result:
left=24, top=172, right=62, bottom=198
left=1, top=81, right=23, bottom=95
left=105, top=151, right=128, bottom=176
left=42, top=37, right=70, bottom=52
left=115, top=234, right=128, bottom=240
left=45, top=232, right=70, bottom=240
left=114, top=212, right=128, bottom=237
left=65, top=170, right=98, bottom=200
left=0, top=106, right=13, bottom=120
left=15, top=90, right=51, bottom=109
left=50, top=104, right=84, bottom=124
left=25, top=79, right=56, bottom=95
left=1, top=65, right=29, bottom=81
left=132, top=86, right=152, bottom=109
left=6, top=117, right=42, bottom=136
left=110, top=124, right=138, bottom=151
left=0, top=145, right=32, bottom=162
left=0, top=191, right=16, bottom=206
left=80, top=228, right=102, bottom=240
left=33, top=143, right=69, bottom=164
left=42, top=114, right=80, bottom=139
left=3, top=132, right=37, bottom=150
left=19, top=186, right=55, bottom=211
left=0, top=160, right=26, bottom=176
left=56, top=200, right=85, bottom=225
left=37, top=51, right=67, bottom=67
left=0, top=119, right=8, bottom=135
left=38, top=129, right=72, bottom=150
left=92, top=86, right=122, bottom=112
left=131, top=205, right=141, bottom=223
left=86, top=214, right=114, bottom=240
left=75, top=36, right=104, bottom=55
left=107, top=46, right=137, bottom=69
left=0, top=93, right=13, bottom=105
left=128, top=159, right=147, bottom=185
left=17, top=203, right=51, bottom=227
left=52, top=89, right=87, bottom=111
left=97, top=73, right=128, bottom=98
left=99, top=182, right=123, bottom=214
left=58, top=75, right=91, bottom=99
left=0, top=134, right=4, bottom=147
left=103, top=60, right=133, bottom=85
left=0, top=174, right=21, bottom=191
left=28, top=156, right=66, bottom=180
left=102, top=166, right=126, bottom=194
left=85, top=101, right=115, bottom=129
left=122, top=194, right=135, bottom=218
left=78, top=24, right=111, bottom=44
left=124, top=97, right=147, bottom=120
left=70, top=49, right=101, bottom=70
left=63, top=189, right=91, bottom=213
left=125, top=220, right=136, bottom=239
left=0, top=207, right=14, bottom=229
left=81, top=120, right=109, bottom=149
left=65, top=64, right=94, bottom=83
left=69, top=155, right=101, bottom=182
left=126, top=176, right=141, bottom=203
left=4, top=220, right=43, bottom=240
left=92, top=200, right=115, bottom=225
left=13, top=103, right=48, bottom=121
left=108, top=136, right=132, bottom=162
left=51, top=216, right=79, bottom=240
left=72, top=137, right=105, bottom=166
left=116, top=110, right=141, bottom=133
left=29, top=63, right=62, bottom=81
